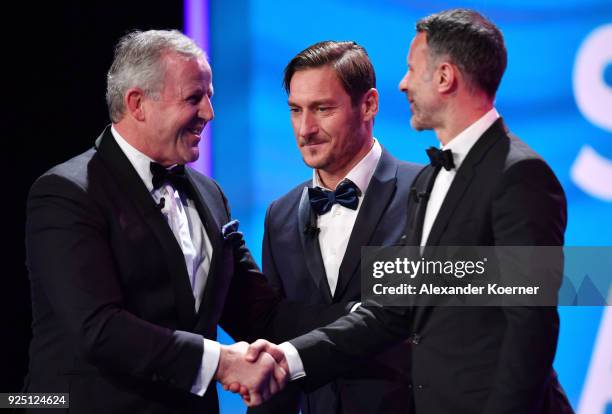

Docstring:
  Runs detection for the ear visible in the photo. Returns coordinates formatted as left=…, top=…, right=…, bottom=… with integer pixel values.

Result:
left=436, top=62, right=457, bottom=95
left=124, top=87, right=147, bottom=122
left=361, top=88, right=379, bottom=122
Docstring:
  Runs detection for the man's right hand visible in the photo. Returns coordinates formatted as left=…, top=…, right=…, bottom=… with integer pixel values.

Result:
left=215, top=341, right=287, bottom=406
left=244, top=339, right=289, bottom=373
left=223, top=339, right=291, bottom=402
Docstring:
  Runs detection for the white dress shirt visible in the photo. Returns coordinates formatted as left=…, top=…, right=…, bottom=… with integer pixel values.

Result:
left=313, top=139, right=382, bottom=295
left=111, top=126, right=219, bottom=396
left=280, top=138, right=382, bottom=380
left=420, top=108, right=500, bottom=246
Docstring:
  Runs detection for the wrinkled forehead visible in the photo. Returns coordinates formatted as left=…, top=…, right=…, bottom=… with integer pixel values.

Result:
left=288, top=66, right=346, bottom=102
left=161, top=52, right=213, bottom=91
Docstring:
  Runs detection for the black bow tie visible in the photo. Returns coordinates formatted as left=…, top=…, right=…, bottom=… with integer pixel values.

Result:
left=308, top=179, right=361, bottom=216
left=426, top=147, right=455, bottom=171
left=150, top=162, right=190, bottom=193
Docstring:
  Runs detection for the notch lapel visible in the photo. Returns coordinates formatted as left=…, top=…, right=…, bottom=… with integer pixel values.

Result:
left=184, top=170, right=225, bottom=332
left=333, top=150, right=398, bottom=300
left=297, top=186, right=333, bottom=303
left=403, top=165, right=439, bottom=246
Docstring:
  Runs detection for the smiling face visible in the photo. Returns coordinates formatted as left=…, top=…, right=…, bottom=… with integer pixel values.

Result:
left=288, top=65, right=373, bottom=181
left=142, top=52, right=214, bottom=166
left=398, top=32, right=443, bottom=131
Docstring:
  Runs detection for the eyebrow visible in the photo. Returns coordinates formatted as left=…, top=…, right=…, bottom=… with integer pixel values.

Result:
left=287, top=99, right=336, bottom=107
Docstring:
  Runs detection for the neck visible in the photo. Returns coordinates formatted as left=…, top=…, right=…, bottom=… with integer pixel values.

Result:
left=317, top=137, right=373, bottom=189
left=114, top=121, right=169, bottom=166
left=435, top=97, right=493, bottom=146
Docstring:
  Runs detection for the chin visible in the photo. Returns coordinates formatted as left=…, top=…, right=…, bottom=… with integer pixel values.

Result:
left=411, top=118, right=424, bottom=131
left=178, top=152, right=199, bottom=165
left=302, top=155, right=327, bottom=170
left=188, top=154, right=200, bottom=164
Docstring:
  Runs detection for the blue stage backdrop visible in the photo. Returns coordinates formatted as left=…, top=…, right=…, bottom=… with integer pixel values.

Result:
left=191, top=1, right=612, bottom=412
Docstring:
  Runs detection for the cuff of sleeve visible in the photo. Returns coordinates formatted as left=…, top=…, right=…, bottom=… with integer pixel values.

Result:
left=350, top=302, right=362, bottom=313
left=190, top=338, right=221, bottom=396
left=279, top=342, right=306, bottom=381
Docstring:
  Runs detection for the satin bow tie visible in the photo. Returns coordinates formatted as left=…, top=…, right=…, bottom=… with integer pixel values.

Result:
left=150, top=162, right=190, bottom=193
left=308, top=179, right=361, bottom=216
left=426, top=147, right=455, bottom=171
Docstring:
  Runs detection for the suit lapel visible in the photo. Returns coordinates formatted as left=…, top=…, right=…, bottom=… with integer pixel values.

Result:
left=95, top=127, right=196, bottom=329
left=297, top=186, right=333, bottom=303
left=403, top=165, right=439, bottom=246
left=184, top=170, right=224, bottom=330
left=333, top=149, right=398, bottom=300
left=426, top=118, right=506, bottom=246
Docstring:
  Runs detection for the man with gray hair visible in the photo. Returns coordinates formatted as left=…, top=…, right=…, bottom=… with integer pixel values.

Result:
left=24, top=29, right=348, bottom=413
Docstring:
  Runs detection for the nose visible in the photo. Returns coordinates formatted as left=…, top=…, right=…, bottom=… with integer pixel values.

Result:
left=399, top=71, right=409, bottom=92
left=298, top=110, right=318, bottom=138
left=199, top=96, right=214, bottom=122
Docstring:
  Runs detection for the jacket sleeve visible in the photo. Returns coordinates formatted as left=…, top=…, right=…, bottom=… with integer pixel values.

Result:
left=287, top=301, right=413, bottom=392
left=483, top=158, right=566, bottom=414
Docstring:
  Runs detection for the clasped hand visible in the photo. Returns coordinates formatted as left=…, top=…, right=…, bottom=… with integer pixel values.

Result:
left=215, top=340, right=288, bottom=406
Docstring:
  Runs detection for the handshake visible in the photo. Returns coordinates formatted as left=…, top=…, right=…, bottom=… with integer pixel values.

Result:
left=214, top=339, right=289, bottom=407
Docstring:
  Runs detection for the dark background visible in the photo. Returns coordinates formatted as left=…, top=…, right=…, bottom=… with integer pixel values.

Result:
left=2, top=0, right=183, bottom=392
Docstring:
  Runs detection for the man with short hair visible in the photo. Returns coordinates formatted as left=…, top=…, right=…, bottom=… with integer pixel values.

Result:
left=251, top=41, right=420, bottom=414
left=24, top=29, right=348, bottom=413
left=242, top=9, right=574, bottom=413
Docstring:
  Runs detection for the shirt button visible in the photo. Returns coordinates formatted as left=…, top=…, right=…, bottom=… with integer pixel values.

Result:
left=410, top=333, right=421, bottom=345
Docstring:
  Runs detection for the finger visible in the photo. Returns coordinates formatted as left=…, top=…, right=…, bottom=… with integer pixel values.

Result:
left=251, top=373, right=270, bottom=404
left=263, top=346, right=286, bottom=365
left=253, top=365, right=272, bottom=403
left=260, top=381, right=271, bottom=403
left=268, top=372, right=279, bottom=396
left=239, top=385, right=249, bottom=401
left=245, top=339, right=269, bottom=362
left=273, top=364, right=288, bottom=388
left=244, top=396, right=256, bottom=408
left=225, top=382, right=242, bottom=393
left=248, top=391, right=262, bottom=407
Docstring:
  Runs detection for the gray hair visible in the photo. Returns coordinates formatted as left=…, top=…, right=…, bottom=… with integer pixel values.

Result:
left=106, top=29, right=205, bottom=123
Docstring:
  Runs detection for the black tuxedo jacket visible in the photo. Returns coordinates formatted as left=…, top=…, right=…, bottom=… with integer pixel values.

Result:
left=24, top=127, right=348, bottom=414
left=252, top=149, right=420, bottom=414
left=287, top=119, right=574, bottom=414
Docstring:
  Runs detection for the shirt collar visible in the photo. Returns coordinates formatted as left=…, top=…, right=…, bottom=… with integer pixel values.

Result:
left=312, top=138, right=382, bottom=193
left=442, top=108, right=500, bottom=170
left=110, top=125, right=156, bottom=192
